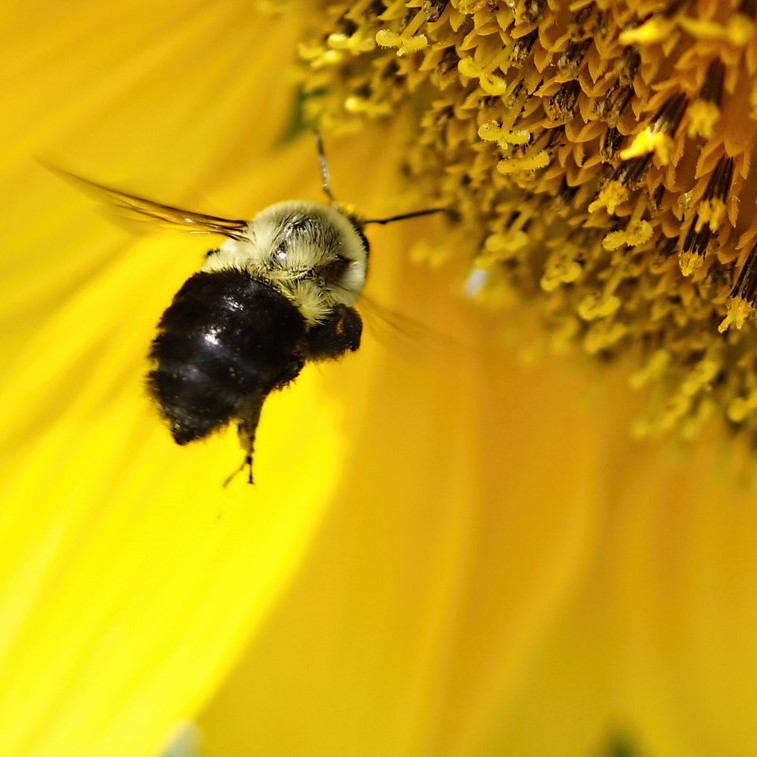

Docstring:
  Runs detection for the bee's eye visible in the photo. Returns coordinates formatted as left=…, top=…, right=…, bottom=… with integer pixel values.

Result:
left=288, top=218, right=310, bottom=234
left=320, top=255, right=349, bottom=283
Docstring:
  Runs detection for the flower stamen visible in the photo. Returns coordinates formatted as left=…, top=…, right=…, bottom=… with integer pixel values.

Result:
left=297, top=0, right=757, bottom=447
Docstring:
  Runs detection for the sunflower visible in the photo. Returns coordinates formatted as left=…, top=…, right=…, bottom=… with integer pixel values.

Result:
left=2, top=1, right=757, bottom=756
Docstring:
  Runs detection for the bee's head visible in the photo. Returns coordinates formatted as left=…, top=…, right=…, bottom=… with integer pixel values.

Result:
left=203, top=200, right=369, bottom=325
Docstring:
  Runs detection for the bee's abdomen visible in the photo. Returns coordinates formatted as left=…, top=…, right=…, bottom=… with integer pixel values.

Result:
left=147, top=271, right=306, bottom=444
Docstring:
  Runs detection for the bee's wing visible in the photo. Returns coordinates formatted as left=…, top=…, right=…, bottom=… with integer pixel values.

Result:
left=359, top=293, right=470, bottom=359
left=51, top=168, right=250, bottom=241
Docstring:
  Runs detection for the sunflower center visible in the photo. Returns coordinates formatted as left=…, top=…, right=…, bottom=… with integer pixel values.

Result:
left=293, top=0, right=757, bottom=444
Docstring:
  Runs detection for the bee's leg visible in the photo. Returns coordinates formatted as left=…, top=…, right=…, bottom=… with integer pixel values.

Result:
left=306, top=305, right=362, bottom=361
left=222, top=442, right=253, bottom=488
left=223, top=398, right=264, bottom=487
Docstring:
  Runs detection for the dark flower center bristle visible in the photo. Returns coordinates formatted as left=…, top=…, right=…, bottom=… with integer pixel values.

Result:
left=293, top=0, right=757, bottom=446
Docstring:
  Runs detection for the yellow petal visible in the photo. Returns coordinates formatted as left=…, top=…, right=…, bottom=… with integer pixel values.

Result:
left=197, top=263, right=633, bottom=754
left=201, top=341, right=757, bottom=755
left=0, top=140, right=355, bottom=755
left=0, top=3, right=354, bottom=754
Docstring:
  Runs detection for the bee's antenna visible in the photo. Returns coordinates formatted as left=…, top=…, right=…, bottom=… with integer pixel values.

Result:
left=314, top=131, right=449, bottom=224
left=314, top=131, right=336, bottom=204
left=362, top=207, right=449, bottom=225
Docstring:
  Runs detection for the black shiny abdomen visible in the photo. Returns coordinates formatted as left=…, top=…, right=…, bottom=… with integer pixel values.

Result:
left=147, top=271, right=307, bottom=444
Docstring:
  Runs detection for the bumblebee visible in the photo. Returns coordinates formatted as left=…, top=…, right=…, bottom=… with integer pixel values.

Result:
left=61, top=136, right=443, bottom=483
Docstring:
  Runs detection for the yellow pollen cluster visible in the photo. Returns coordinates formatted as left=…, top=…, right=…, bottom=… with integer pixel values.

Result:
left=295, top=0, right=757, bottom=444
